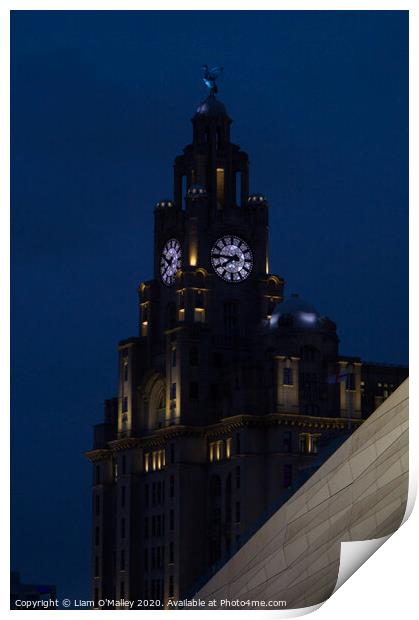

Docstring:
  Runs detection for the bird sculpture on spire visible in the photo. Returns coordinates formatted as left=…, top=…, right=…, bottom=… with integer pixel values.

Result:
left=201, top=65, right=223, bottom=95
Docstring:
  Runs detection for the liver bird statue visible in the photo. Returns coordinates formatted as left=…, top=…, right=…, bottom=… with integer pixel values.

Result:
left=201, top=65, right=224, bottom=95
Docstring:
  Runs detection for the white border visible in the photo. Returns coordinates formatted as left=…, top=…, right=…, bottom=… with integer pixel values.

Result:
left=3, top=3, right=415, bottom=619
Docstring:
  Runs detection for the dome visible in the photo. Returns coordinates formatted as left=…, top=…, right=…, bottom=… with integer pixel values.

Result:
left=269, top=295, right=322, bottom=330
left=195, top=95, right=228, bottom=118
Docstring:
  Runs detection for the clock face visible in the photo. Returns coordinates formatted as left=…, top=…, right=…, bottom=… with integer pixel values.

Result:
left=160, top=238, right=182, bottom=285
left=211, top=235, right=253, bottom=282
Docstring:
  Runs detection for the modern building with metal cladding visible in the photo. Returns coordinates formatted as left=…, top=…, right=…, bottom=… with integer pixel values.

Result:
left=85, top=73, right=408, bottom=607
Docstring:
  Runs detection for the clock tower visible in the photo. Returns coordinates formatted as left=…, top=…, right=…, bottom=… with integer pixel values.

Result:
left=142, top=90, right=284, bottom=431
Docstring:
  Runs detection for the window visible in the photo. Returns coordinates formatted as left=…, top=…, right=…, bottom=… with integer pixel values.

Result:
left=312, top=434, right=320, bottom=454
left=144, top=453, right=149, bottom=473
left=122, top=455, right=126, bottom=475
left=283, top=367, right=293, bottom=386
left=299, top=433, right=308, bottom=454
left=120, top=549, right=125, bottom=571
left=169, top=541, right=174, bottom=564
left=170, top=443, right=175, bottom=464
left=171, top=349, right=177, bottom=367
left=209, top=440, right=223, bottom=462
left=121, top=485, right=126, bottom=507
left=170, top=475, right=175, bottom=499
left=169, top=575, right=174, bottom=598
left=226, top=438, right=232, bottom=459
left=283, top=464, right=293, bottom=488
left=95, top=495, right=100, bottom=516
left=144, top=517, right=148, bottom=539
left=95, top=526, right=100, bottom=546
left=123, top=362, right=129, bottom=382
left=113, top=460, right=118, bottom=482
left=213, top=352, right=223, bottom=368
left=235, top=501, right=241, bottom=523
left=236, top=465, right=241, bottom=490
left=189, top=381, right=199, bottom=399
left=283, top=431, right=292, bottom=453
left=95, top=465, right=101, bottom=485
left=346, top=373, right=355, bottom=390
left=210, top=383, right=220, bottom=400
left=121, top=518, right=126, bottom=539
left=189, top=347, right=199, bottom=366
left=216, top=168, right=225, bottom=205
left=170, top=383, right=176, bottom=400
left=224, top=301, right=239, bottom=332
left=170, top=509, right=174, bottom=531
left=194, top=308, right=205, bottom=322
left=122, top=396, right=128, bottom=413
left=144, top=484, right=149, bottom=507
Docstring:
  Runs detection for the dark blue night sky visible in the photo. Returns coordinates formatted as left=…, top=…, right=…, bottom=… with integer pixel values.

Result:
left=11, top=11, right=408, bottom=602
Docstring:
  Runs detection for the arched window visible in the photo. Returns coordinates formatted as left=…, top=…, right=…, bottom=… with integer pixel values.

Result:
left=147, top=378, right=166, bottom=430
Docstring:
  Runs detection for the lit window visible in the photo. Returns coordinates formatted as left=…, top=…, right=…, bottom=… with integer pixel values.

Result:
left=194, top=308, right=205, bottom=322
left=216, top=168, right=225, bottom=205
left=144, top=453, right=150, bottom=473
left=226, top=438, right=232, bottom=459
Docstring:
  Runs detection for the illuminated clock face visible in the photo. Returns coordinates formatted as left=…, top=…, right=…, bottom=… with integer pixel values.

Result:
left=160, top=239, right=182, bottom=285
left=211, top=235, right=253, bottom=282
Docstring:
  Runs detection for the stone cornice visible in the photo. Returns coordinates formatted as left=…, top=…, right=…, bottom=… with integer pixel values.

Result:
left=85, top=412, right=362, bottom=457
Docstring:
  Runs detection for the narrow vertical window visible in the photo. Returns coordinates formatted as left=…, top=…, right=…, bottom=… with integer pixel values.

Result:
left=95, top=494, right=100, bottom=516
left=170, top=509, right=174, bottom=531
left=283, top=367, right=293, bottom=385
left=216, top=168, right=225, bottom=205
left=236, top=433, right=241, bottom=454
left=169, top=575, right=174, bottom=597
left=236, top=465, right=241, bottom=490
left=226, top=438, right=232, bottom=459
left=235, top=501, right=241, bottom=523
left=283, top=464, right=293, bottom=488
